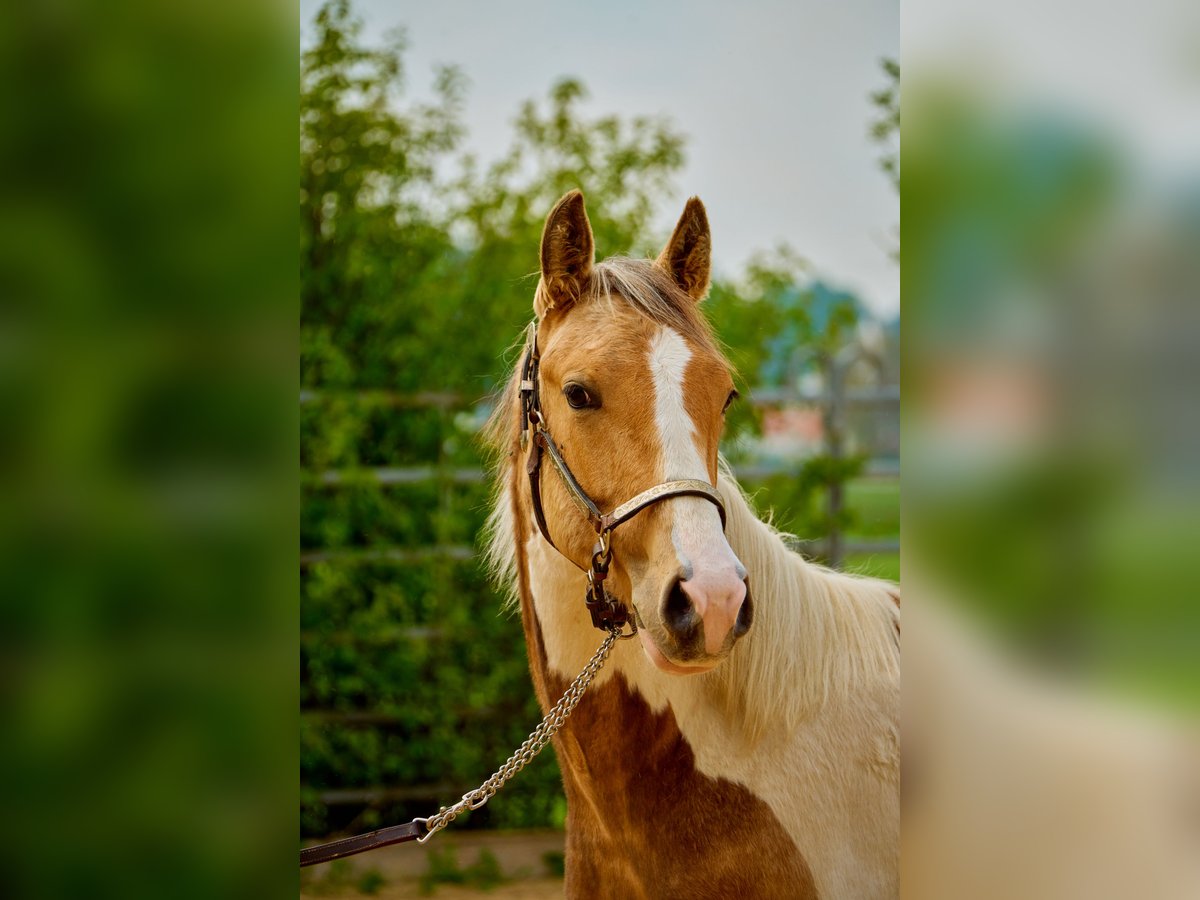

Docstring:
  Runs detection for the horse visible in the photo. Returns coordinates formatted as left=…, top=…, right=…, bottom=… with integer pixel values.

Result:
left=483, top=190, right=900, bottom=899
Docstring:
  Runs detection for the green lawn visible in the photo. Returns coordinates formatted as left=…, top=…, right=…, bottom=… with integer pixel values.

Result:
left=843, top=551, right=899, bottom=582
left=845, top=478, right=900, bottom=538
left=844, top=478, right=899, bottom=582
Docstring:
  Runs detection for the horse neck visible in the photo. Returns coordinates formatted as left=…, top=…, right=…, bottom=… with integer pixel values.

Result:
left=505, top=464, right=899, bottom=744
left=713, top=477, right=902, bottom=736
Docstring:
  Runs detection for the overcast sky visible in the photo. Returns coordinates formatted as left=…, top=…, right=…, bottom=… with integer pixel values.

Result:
left=301, top=0, right=900, bottom=316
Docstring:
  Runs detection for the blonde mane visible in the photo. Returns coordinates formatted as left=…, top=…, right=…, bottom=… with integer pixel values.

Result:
left=482, top=258, right=899, bottom=740
left=708, top=465, right=899, bottom=739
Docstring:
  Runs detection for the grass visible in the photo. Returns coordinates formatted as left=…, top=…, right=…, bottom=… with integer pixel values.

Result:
left=419, top=846, right=507, bottom=895
left=301, top=860, right=388, bottom=897
left=843, top=477, right=899, bottom=581
left=845, top=478, right=900, bottom=538
left=843, top=551, right=899, bottom=582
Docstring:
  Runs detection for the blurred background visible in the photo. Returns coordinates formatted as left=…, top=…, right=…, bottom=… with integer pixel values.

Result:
left=0, top=1, right=297, bottom=899
left=299, top=1, right=899, bottom=894
left=903, top=0, right=1200, bottom=897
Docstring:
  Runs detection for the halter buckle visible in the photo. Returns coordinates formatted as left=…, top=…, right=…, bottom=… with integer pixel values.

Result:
left=585, top=536, right=627, bottom=632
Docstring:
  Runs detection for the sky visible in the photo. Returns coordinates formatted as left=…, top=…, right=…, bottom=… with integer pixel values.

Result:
left=300, top=0, right=900, bottom=316
left=905, top=0, right=1200, bottom=176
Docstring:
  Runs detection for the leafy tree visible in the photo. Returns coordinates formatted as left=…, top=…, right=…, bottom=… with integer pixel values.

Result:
left=301, top=0, right=465, bottom=391
left=870, top=58, right=899, bottom=261
left=870, top=58, right=899, bottom=193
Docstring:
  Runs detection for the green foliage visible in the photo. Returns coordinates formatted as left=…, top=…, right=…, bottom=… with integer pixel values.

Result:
left=739, top=455, right=867, bottom=555
left=870, top=58, right=899, bottom=260
left=419, top=847, right=507, bottom=895
left=541, top=850, right=566, bottom=878
left=301, top=0, right=686, bottom=398
left=357, top=868, right=387, bottom=895
left=298, top=861, right=387, bottom=897
left=844, top=479, right=902, bottom=538
left=301, top=859, right=357, bottom=896
left=870, top=58, right=900, bottom=192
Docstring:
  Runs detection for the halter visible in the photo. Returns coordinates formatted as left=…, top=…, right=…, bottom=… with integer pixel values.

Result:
left=517, top=320, right=726, bottom=634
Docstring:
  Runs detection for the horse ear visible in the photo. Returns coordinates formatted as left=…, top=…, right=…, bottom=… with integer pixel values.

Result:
left=656, top=196, right=711, bottom=301
left=536, top=190, right=594, bottom=317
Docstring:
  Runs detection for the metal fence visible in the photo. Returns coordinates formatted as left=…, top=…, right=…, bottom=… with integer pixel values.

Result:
left=300, top=384, right=899, bottom=568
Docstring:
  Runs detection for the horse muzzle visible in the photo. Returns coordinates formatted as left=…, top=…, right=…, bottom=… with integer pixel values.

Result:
left=638, top=570, right=752, bottom=674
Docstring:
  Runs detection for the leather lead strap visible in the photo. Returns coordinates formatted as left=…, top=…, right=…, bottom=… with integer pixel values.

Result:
left=300, top=820, right=426, bottom=868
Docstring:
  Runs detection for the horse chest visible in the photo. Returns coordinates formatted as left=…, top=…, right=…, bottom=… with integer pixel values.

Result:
left=548, top=671, right=819, bottom=900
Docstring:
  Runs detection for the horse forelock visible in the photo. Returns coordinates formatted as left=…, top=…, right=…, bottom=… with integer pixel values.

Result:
left=587, top=257, right=717, bottom=350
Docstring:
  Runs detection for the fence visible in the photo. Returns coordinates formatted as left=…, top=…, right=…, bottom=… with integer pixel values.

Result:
left=299, top=385, right=899, bottom=565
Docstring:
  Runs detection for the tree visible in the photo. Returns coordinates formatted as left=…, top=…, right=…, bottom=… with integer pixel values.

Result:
left=870, top=58, right=899, bottom=193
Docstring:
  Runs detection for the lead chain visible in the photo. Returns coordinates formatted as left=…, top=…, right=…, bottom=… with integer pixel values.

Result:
left=416, top=626, right=625, bottom=843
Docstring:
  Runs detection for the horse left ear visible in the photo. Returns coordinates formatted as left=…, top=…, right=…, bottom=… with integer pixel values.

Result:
left=536, top=190, right=594, bottom=318
left=656, top=196, right=711, bottom=301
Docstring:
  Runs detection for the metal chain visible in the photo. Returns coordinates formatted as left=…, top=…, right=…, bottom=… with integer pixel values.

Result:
left=415, top=625, right=629, bottom=843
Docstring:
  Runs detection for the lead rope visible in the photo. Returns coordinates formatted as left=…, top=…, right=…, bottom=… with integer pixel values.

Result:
left=415, top=625, right=627, bottom=842
left=301, top=625, right=631, bottom=867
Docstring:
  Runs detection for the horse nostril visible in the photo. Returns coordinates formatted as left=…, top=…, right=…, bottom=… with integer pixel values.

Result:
left=734, top=579, right=753, bottom=638
left=662, top=578, right=698, bottom=635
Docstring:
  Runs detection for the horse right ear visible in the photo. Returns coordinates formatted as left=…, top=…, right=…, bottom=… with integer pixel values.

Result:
left=656, top=196, right=711, bottom=301
left=536, top=190, right=594, bottom=318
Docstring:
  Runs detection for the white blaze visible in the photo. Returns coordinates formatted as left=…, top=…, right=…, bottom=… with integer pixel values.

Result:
left=647, top=327, right=745, bottom=582
left=648, top=327, right=704, bottom=480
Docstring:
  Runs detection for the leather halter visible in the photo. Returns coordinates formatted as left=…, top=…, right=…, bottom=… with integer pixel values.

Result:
left=517, top=321, right=726, bottom=633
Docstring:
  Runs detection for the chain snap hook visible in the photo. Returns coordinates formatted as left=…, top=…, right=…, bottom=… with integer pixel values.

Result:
left=611, top=617, right=639, bottom=641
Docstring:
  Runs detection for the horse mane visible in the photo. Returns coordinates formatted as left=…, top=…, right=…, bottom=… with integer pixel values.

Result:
left=482, top=256, right=899, bottom=739
left=538, top=255, right=721, bottom=354
left=708, top=466, right=900, bottom=740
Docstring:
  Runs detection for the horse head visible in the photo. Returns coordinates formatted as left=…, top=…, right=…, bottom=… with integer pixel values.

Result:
left=527, top=190, right=751, bottom=674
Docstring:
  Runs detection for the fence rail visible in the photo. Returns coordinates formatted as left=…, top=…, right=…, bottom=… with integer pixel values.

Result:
left=305, top=457, right=899, bottom=489
left=300, top=389, right=470, bottom=408
left=300, top=537, right=898, bottom=569
left=299, top=544, right=474, bottom=566
left=305, top=784, right=466, bottom=806
left=299, top=385, right=899, bottom=407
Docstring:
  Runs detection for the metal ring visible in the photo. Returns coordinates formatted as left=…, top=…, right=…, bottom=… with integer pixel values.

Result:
left=415, top=817, right=439, bottom=844
left=465, top=790, right=489, bottom=810
left=611, top=618, right=639, bottom=640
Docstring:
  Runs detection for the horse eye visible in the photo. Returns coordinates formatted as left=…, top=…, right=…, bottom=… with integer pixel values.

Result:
left=723, top=389, right=739, bottom=413
left=564, top=383, right=598, bottom=410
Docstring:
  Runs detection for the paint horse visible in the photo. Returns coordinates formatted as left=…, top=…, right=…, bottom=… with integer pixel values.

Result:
left=484, top=191, right=900, bottom=899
